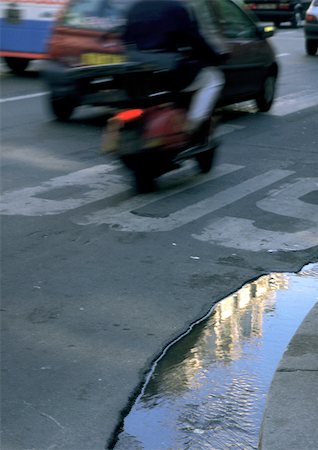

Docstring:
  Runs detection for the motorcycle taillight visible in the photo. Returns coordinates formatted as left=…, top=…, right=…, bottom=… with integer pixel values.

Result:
left=114, top=109, right=144, bottom=123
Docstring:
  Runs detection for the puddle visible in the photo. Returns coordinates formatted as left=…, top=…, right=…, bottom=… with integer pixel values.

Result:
left=114, top=263, right=318, bottom=450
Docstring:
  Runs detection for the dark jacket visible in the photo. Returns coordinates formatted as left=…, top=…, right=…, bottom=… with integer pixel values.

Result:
left=124, top=0, right=224, bottom=89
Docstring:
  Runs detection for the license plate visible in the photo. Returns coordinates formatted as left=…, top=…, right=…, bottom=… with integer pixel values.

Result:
left=256, top=3, right=277, bottom=8
left=81, top=53, right=126, bottom=66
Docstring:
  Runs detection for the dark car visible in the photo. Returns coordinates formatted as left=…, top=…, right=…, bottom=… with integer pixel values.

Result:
left=304, top=0, right=318, bottom=54
left=244, top=0, right=310, bottom=28
left=42, top=0, right=279, bottom=121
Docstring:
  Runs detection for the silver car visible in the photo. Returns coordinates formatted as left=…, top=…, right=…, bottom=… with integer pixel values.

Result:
left=304, top=0, right=318, bottom=55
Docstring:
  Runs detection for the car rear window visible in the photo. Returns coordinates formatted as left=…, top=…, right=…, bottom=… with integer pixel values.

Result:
left=61, top=0, right=136, bottom=30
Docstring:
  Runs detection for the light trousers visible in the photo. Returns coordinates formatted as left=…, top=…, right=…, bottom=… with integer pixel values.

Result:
left=183, top=67, right=225, bottom=128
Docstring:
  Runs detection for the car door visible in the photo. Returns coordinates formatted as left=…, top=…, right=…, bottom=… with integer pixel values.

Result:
left=196, top=0, right=272, bottom=103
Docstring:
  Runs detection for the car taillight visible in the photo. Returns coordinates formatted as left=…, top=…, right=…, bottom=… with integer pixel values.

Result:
left=306, top=13, right=318, bottom=22
left=278, top=1, right=290, bottom=9
left=245, top=3, right=257, bottom=9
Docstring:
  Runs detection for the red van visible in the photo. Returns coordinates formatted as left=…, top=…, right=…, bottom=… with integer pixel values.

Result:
left=42, top=0, right=278, bottom=121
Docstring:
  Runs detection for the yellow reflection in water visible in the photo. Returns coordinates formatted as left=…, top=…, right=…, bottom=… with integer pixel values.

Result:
left=214, top=273, right=288, bottom=362
left=120, top=266, right=318, bottom=450
left=159, top=273, right=289, bottom=392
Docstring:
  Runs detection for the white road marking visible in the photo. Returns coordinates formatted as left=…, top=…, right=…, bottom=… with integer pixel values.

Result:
left=76, top=163, right=243, bottom=225
left=0, top=163, right=241, bottom=217
left=193, top=217, right=318, bottom=251
left=193, top=177, right=318, bottom=252
left=0, top=88, right=317, bottom=118
left=0, top=92, right=48, bottom=103
left=215, top=124, right=245, bottom=137
left=257, top=178, right=318, bottom=221
left=270, top=91, right=318, bottom=116
left=2, top=158, right=315, bottom=251
left=0, top=164, right=129, bottom=216
left=78, top=169, right=294, bottom=232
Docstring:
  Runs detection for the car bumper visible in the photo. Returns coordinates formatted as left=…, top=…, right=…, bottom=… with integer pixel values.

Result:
left=305, top=23, right=318, bottom=40
left=41, top=59, right=154, bottom=107
left=250, top=10, right=295, bottom=22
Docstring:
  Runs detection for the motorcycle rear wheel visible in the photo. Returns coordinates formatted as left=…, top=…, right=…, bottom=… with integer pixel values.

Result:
left=134, top=169, right=156, bottom=194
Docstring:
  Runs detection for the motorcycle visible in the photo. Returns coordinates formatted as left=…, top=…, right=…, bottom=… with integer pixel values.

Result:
left=101, top=53, right=219, bottom=193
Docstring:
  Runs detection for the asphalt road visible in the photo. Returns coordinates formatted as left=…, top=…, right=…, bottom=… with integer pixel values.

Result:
left=1, top=28, right=318, bottom=450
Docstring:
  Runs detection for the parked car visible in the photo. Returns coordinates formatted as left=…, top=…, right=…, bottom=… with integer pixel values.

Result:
left=304, top=0, right=318, bottom=54
left=42, top=0, right=279, bottom=121
left=244, top=0, right=310, bottom=28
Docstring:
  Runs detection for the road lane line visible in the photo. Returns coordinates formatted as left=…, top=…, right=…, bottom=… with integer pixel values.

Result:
left=0, top=163, right=242, bottom=217
left=1, top=90, right=317, bottom=118
left=270, top=91, right=318, bottom=116
left=0, top=92, right=48, bottom=103
left=79, top=169, right=294, bottom=232
left=193, top=217, right=318, bottom=251
left=76, top=163, right=243, bottom=224
left=0, top=164, right=128, bottom=216
left=257, top=178, right=318, bottom=221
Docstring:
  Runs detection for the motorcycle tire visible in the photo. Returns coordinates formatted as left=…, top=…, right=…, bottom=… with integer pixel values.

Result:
left=134, top=169, right=156, bottom=194
left=196, top=147, right=216, bottom=174
left=49, top=94, right=75, bottom=121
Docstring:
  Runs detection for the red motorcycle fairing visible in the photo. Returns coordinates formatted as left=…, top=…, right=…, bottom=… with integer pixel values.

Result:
left=143, top=106, right=188, bottom=150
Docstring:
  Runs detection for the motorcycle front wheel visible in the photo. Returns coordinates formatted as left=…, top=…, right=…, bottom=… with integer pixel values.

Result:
left=196, top=147, right=216, bottom=174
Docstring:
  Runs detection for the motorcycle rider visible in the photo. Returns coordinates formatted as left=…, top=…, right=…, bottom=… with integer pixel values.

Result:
left=124, top=0, right=229, bottom=142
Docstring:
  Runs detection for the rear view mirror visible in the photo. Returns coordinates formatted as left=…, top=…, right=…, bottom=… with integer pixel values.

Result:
left=264, top=25, right=275, bottom=37
left=257, top=24, right=275, bottom=38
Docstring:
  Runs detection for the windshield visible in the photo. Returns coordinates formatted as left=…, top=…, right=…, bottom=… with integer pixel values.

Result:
left=62, top=0, right=136, bottom=30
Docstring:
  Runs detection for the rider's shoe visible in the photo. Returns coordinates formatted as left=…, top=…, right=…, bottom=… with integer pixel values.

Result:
left=184, top=116, right=220, bottom=147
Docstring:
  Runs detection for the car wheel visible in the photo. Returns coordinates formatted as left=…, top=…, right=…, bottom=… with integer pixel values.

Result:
left=4, top=57, right=30, bottom=74
left=306, top=39, right=318, bottom=55
left=291, top=10, right=302, bottom=28
left=49, top=95, right=75, bottom=121
left=255, top=72, right=277, bottom=112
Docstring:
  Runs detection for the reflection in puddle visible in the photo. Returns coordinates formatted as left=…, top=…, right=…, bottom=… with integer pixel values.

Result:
left=115, top=264, right=318, bottom=450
